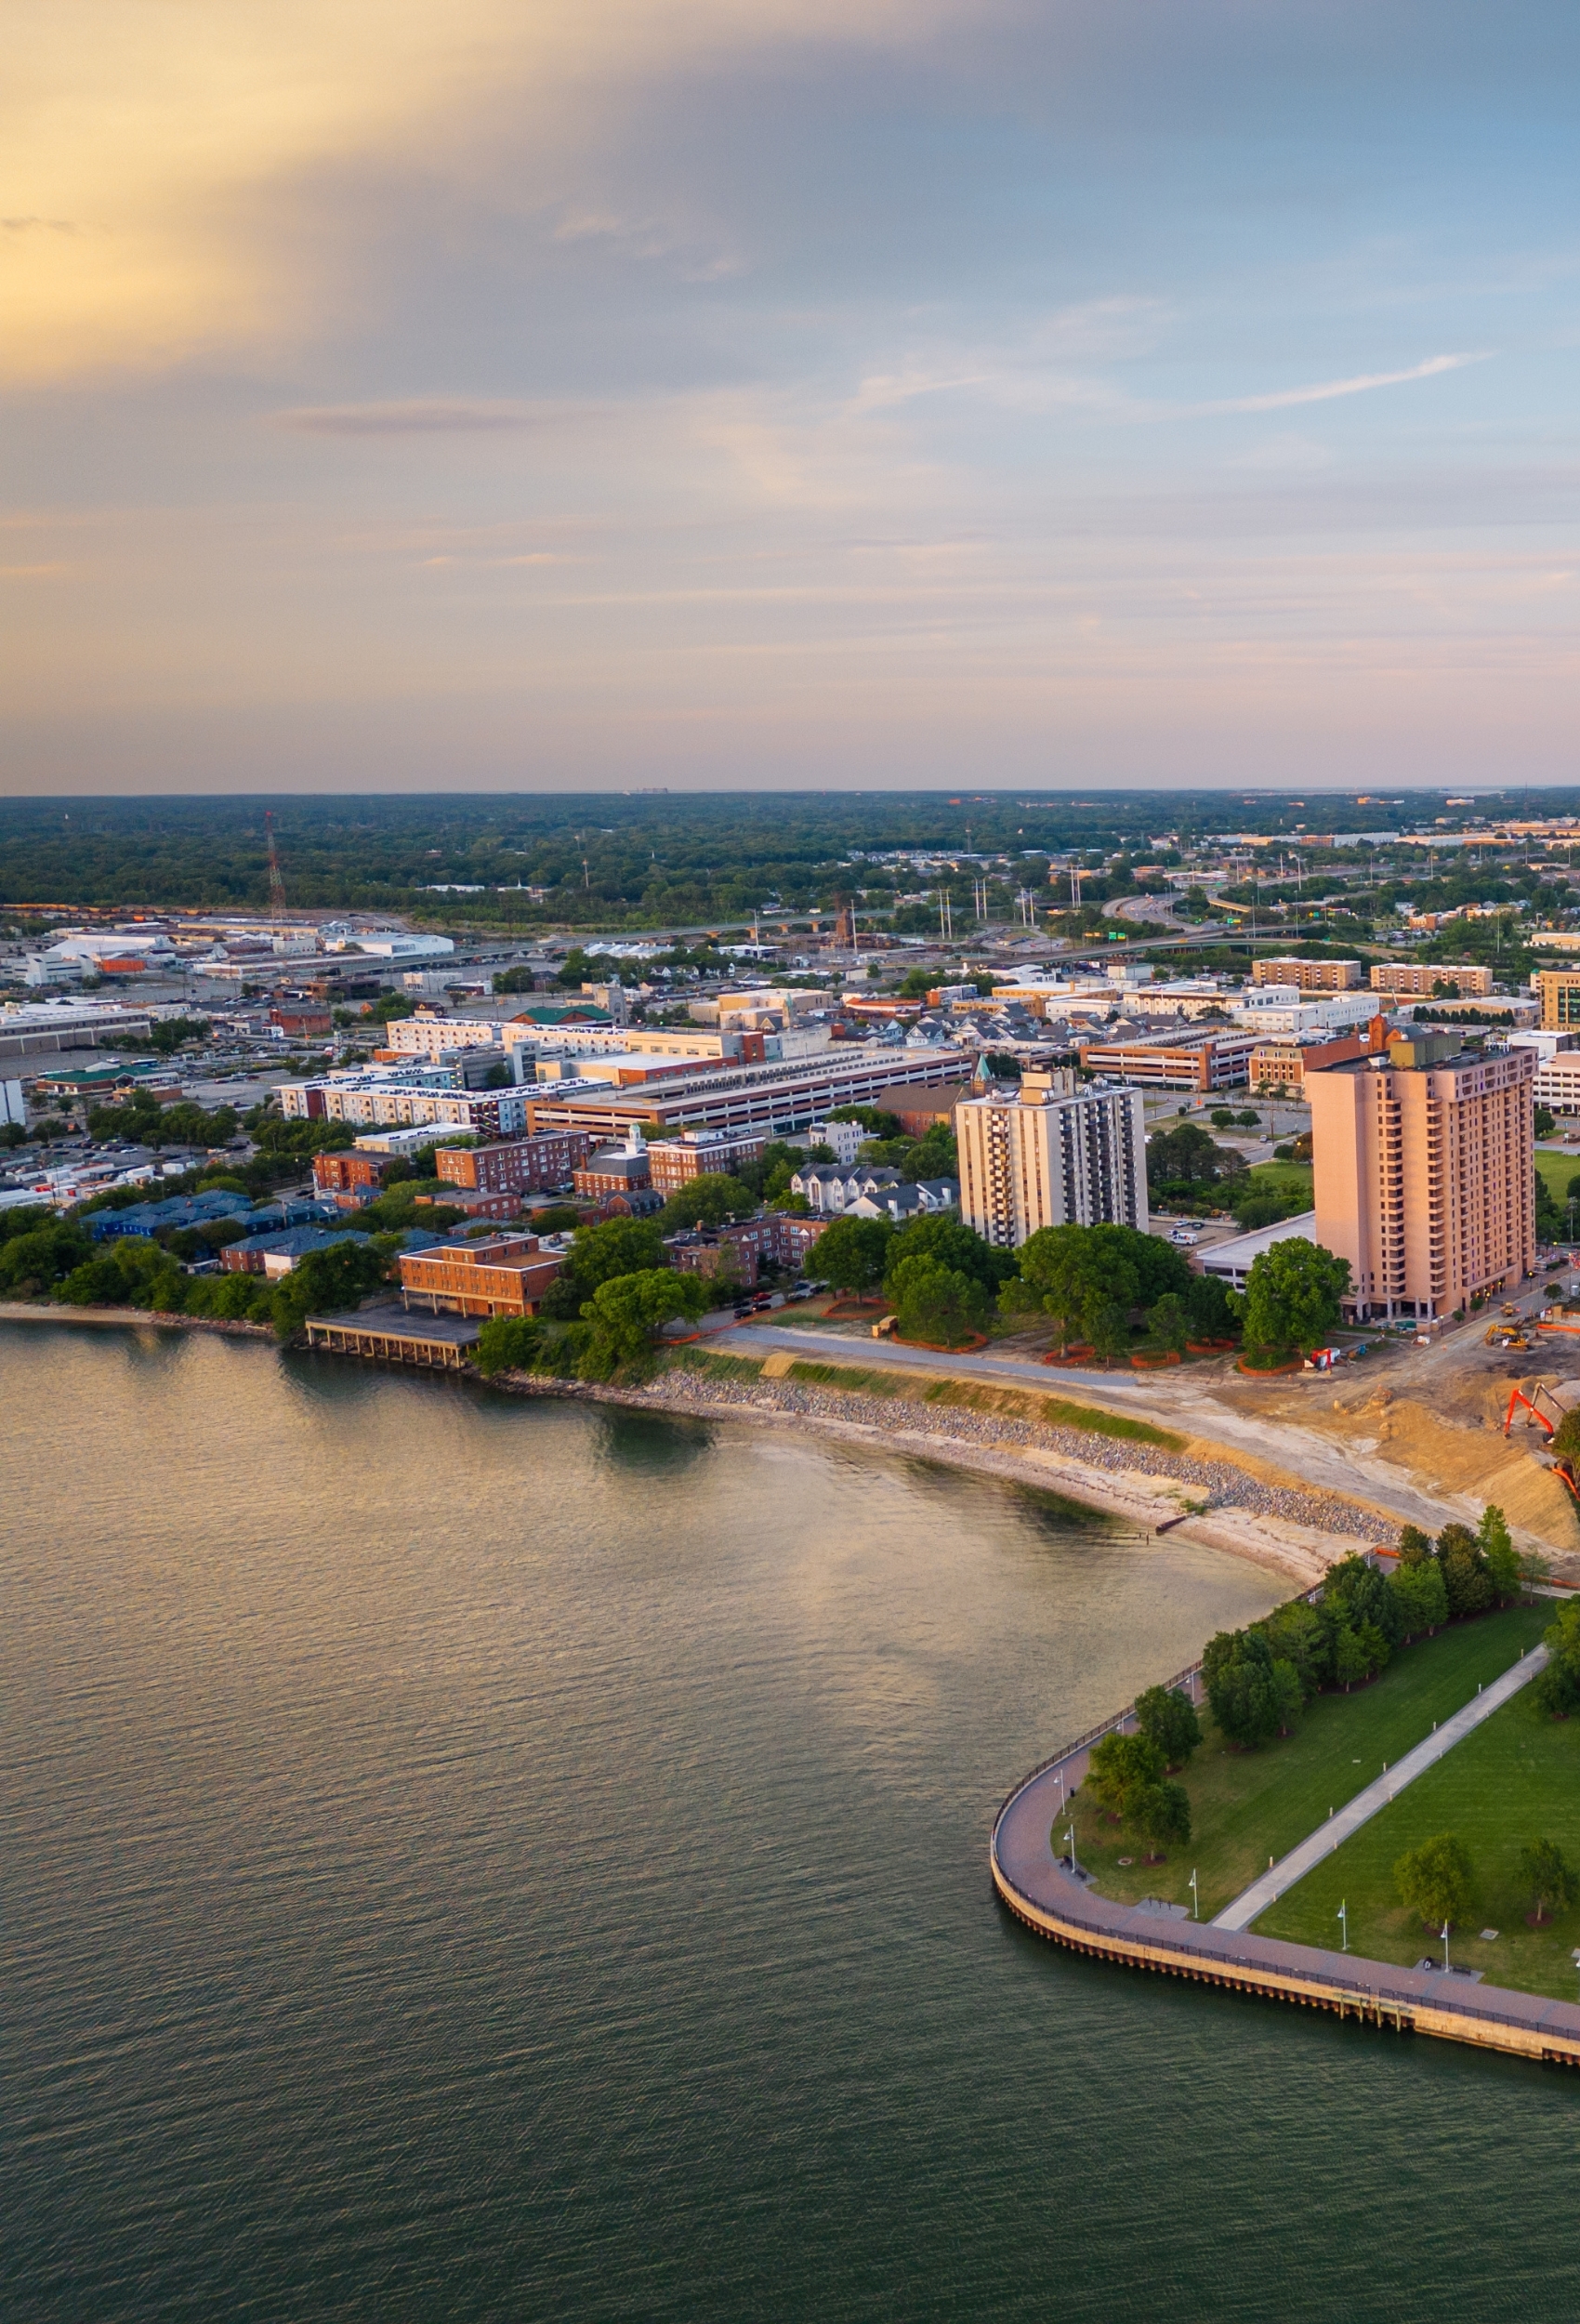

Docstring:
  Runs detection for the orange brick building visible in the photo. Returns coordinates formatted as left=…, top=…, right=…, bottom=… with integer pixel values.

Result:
left=398, top=1234, right=564, bottom=1318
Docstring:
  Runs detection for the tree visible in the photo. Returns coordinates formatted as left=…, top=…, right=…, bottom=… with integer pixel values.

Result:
left=1519, top=1839, right=1577, bottom=1924
left=1128, top=1779, right=1192, bottom=1860
left=815, top=1214, right=893, bottom=1299
left=1089, top=1299, right=1131, bottom=1366
left=1394, top=1832, right=1475, bottom=1930
left=883, top=1213, right=1015, bottom=1296
left=1147, top=1292, right=1191, bottom=1355
left=1237, top=1237, right=1350, bottom=1354
left=1397, top=1525, right=1432, bottom=1565
left=1333, top=1626, right=1370, bottom=1691
left=1535, top=1600, right=1580, bottom=1719
left=1133, top=1684, right=1201, bottom=1770
left=653, top=1172, right=757, bottom=1235
left=888, top=1254, right=989, bottom=1345
left=576, top=1267, right=708, bottom=1378
left=1259, top=1601, right=1326, bottom=1698
left=544, top=1217, right=666, bottom=1316
left=270, top=1239, right=388, bottom=1340
left=475, top=1316, right=543, bottom=1375
left=1390, top=1557, right=1449, bottom=1639
left=1477, top=1505, right=1521, bottom=1603
left=1085, top=1731, right=1165, bottom=1819
left=1436, top=1522, right=1494, bottom=1619
left=1205, top=1629, right=1287, bottom=1749
left=1015, top=1223, right=1140, bottom=1353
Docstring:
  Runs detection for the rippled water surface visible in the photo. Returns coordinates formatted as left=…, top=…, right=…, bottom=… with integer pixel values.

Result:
left=5, top=1325, right=1579, bottom=2321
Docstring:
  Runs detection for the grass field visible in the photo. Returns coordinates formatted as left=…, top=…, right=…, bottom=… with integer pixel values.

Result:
left=1072, top=1604, right=1550, bottom=1922
left=1244, top=1160, right=1314, bottom=1207
left=1254, top=1665, right=1580, bottom=1999
left=1534, top=1147, right=1580, bottom=1209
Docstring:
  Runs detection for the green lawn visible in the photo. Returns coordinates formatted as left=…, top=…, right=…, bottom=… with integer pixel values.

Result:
left=1254, top=1672, right=1580, bottom=2000
left=1534, top=1147, right=1580, bottom=1208
left=1245, top=1160, right=1313, bottom=1206
left=1073, top=1604, right=1549, bottom=1921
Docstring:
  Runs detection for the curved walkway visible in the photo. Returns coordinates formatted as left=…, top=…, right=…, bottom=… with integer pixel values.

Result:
left=1212, top=1644, right=1549, bottom=1931
left=992, top=1748, right=1580, bottom=2069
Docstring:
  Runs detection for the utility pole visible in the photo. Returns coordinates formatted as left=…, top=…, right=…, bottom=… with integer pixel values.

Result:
left=265, top=811, right=287, bottom=934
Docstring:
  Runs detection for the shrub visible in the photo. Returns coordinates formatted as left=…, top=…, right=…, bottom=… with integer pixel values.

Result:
left=475, top=1316, right=543, bottom=1375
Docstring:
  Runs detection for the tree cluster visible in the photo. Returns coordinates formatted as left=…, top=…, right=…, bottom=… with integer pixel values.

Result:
left=1085, top=1730, right=1192, bottom=1859
left=1534, top=1599, right=1580, bottom=1718
left=1202, top=1515, right=1522, bottom=1750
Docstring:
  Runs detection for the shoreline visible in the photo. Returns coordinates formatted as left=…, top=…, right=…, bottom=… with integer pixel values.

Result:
left=0, top=1299, right=1381, bottom=1588
left=0, top=1299, right=274, bottom=1340
left=480, top=1365, right=1377, bottom=1590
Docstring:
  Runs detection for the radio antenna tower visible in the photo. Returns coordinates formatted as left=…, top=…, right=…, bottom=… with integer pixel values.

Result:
left=265, top=811, right=288, bottom=931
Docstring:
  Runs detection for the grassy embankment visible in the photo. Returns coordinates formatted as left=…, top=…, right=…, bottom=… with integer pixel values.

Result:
left=665, top=1347, right=1184, bottom=1448
left=1256, top=1669, right=1580, bottom=2000
left=1070, top=1604, right=1550, bottom=1923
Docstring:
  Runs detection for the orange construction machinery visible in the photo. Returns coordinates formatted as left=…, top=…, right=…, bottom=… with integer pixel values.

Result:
left=1504, top=1378, right=1580, bottom=1500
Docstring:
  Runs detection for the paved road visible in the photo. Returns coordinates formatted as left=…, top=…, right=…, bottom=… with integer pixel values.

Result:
left=1211, top=1643, right=1550, bottom=1932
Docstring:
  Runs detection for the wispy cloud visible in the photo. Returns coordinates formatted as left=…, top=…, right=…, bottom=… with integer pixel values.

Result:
left=1191, top=352, right=1487, bottom=416
left=274, top=399, right=548, bottom=435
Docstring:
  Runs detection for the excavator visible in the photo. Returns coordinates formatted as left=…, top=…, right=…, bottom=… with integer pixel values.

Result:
left=1504, top=1377, right=1580, bottom=1501
left=1485, top=1321, right=1535, bottom=1350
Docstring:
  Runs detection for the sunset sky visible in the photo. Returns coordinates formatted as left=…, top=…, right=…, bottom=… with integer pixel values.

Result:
left=5, top=0, right=1579, bottom=794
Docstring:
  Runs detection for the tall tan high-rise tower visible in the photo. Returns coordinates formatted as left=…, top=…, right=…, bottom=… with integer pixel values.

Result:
left=1306, top=1031, right=1534, bottom=1321
left=955, top=1072, right=1148, bottom=1248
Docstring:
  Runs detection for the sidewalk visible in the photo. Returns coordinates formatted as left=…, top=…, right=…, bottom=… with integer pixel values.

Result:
left=1211, top=1643, right=1550, bottom=1932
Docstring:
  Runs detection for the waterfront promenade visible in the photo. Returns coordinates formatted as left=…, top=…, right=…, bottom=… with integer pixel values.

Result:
left=992, top=1745, right=1580, bottom=2069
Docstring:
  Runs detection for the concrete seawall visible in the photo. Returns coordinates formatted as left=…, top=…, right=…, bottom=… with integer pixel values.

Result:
left=992, top=1752, right=1580, bottom=2071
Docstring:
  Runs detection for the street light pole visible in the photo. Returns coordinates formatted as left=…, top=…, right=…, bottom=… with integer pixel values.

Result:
left=1337, top=1900, right=1348, bottom=1953
left=1442, top=1920, right=1451, bottom=1973
left=1189, top=1868, right=1199, bottom=1921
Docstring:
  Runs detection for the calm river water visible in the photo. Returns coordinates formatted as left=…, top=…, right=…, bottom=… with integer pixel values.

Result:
left=5, top=1325, right=1578, bottom=2321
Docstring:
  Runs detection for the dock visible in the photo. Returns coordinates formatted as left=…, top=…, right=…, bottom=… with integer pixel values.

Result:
left=304, top=1304, right=481, bottom=1369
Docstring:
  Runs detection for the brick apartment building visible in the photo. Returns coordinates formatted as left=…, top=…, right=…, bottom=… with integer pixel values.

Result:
left=313, top=1149, right=396, bottom=1202
left=573, top=1134, right=653, bottom=1198
left=646, top=1128, right=768, bottom=1193
left=1535, top=970, right=1580, bottom=1032
left=1307, top=1029, right=1535, bottom=1322
left=435, top=1131, right=592, bottom=1196
left=1369, top=962, right=1494, bottom=998
left=1251, top=957, right=1363, bottom=991
left=1074, top=1032, right=1257, bottom=1091
left=1248, top=1015, right=1393, bottom=1095
left=665, top=1211, right=828, bottom=1288
left=398, top=1234, right=565, bottom=1319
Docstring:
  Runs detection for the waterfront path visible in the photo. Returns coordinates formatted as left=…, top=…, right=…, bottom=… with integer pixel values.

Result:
left=1210, top=1642, right=1550, bottom=1930
left=992, top=1734, right=1580, bottom=2068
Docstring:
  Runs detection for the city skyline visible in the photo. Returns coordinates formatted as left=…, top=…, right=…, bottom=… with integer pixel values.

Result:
left=5, top=2, right=1579, bottom=795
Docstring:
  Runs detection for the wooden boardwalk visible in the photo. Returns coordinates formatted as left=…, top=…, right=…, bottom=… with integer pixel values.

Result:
left=993, top=1751, right=1580, bottom=2070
